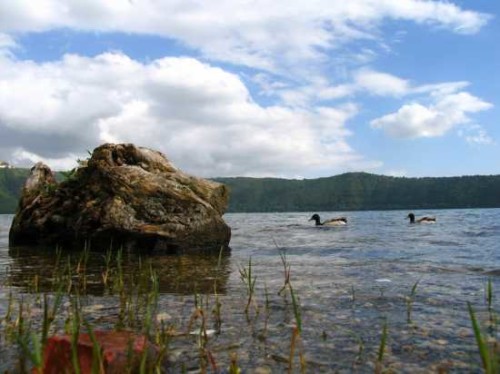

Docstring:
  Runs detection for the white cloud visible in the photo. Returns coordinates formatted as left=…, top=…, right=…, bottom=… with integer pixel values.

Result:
left=0, top=33, right=17, bottom=57
left=317, top=85, right=355, bottom=101
left=371, top=103, right=443, bottom=138
left=11, top=149, right=80, bottom=171
left=259, top=69, right=411, bottom=107
left=0, top=1, right=490, bottom=74
left=370, top=90, right=492, bottom=139
left=0, top=33, right=16, bottom=48
left=269, top=68, right=486, bottom=115
left=459, top=124, right=495, bottom=146
left=374, top=0, right=490, bottom=34
left=272, top=80, right=355, bottom=108
left=383, top=169, right=408, bottom=177
left=413, top=81, right=470, bottom=97
left=350, top=71, right=471, bottom=99
left=354, top=69, right=410, bottom=97
left=0, top=52, right=374, bottom=176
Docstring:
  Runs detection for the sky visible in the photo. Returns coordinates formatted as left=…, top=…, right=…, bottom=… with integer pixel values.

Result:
left=0, top=0, right=498, bottom=179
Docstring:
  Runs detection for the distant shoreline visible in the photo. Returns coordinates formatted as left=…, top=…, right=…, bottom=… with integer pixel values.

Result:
left=2, top=168, right=500, bottom=214
left=216, top=172, right=500, bottom=213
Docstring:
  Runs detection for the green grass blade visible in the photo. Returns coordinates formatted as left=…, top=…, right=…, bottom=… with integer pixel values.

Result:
left=468, top=301, right=492, bottom=373
left=377, top=319, right=388, bottom=363
left=289, top=284, right=302, bottom=333
left=84, top=320, right=104, bottom=374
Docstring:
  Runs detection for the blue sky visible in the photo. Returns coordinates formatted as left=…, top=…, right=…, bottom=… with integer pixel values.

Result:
left=0, top=0, right=498, bottom=178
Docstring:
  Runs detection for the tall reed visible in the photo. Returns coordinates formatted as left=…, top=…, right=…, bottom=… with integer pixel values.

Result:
left=375, top=319, right=388, bottom=374
left=468, top=302, right=498, bottom=373
left=239, top=257, right=258, bottom=315
left=406, top=279, right=420, bottom=324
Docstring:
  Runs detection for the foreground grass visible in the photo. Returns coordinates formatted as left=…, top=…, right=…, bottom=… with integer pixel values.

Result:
left=0, top=247, right=498, bottom=372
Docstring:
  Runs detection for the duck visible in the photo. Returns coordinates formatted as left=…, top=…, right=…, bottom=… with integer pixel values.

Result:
left=407, top=213, right=436, bottom=224
left=309, top=213, right=347, bottom=226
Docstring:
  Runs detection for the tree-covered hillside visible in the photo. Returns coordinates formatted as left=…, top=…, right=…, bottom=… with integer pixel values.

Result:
left=1, top=169, right=500, bottom=213
left=216, top=172, right=500, bottom=212
left=0, top=168, right=30, bottom=213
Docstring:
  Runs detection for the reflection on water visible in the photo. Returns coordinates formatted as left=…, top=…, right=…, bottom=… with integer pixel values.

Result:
left=6, top=246, right=231, bottom=295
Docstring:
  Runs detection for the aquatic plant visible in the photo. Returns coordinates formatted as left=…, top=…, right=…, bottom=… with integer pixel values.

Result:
left=468, top=302, right=499, bottom=373
left=288, top=325, right=300, bottom=373
left=278, top=249, right=291, bottom=297
left=101, top=249, right=113, bottom=289
left=264, top=281, right=270, bottom=313
left=406, top=279, right=420, bottom=324
left=70, top=300, right=82, bottom=374
left=16, top=297, right=44, bottom=373
left=83, top=320, right=105, bottom=373
left=229, top=351, right=242, bottom=374
left=375, top=319, right=388, bottom=374
left=18, top=331, right=43, bottom=373
left=238, top=257, right=258, bottom=315
left=187, top=293, right=220, bottom=372
left=486, top=278, right=497, bottom=336
left=41, top=290, right=64, bottom=348
left=272, top=250, right=306, bottom=373
left=4, top=290, right=13, bottom=322
left=465, top=278, right=500, bottom=373
left=212, top=282, right=222, bottom=334
left=289, top=284, right=302, bottom=334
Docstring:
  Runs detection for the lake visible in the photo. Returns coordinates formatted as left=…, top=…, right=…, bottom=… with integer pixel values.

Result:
left=1, top=209, right=499, bottom=372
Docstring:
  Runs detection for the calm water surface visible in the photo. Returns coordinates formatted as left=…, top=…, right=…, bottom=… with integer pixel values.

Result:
left=1, top=209, right=500, bottom=372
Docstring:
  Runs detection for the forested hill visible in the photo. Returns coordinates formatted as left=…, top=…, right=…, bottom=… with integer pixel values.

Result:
left=0, top=168, right=30, bottom=213
left=1, top=169, right=500, bottom=213
left=215, top=172, right=500, bottom=212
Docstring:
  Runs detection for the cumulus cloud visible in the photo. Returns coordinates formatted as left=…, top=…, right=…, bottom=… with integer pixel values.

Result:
left=0, top=0, right=490, bottom=74
left=370, top=90, right=492, bottom=139
left=0, top=52, right=374, bottom=177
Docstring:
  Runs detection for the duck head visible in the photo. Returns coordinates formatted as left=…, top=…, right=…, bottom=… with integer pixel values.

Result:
left=309, top=214, right=321, bottom=226
left=407, top=213, right=415, bottom=223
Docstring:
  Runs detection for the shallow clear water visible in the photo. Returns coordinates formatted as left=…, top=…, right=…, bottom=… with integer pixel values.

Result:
left=1, top=209, right=500, bottom=372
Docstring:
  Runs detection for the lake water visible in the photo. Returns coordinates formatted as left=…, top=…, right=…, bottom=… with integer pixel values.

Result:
left=1, top=209, right=500, bottom=372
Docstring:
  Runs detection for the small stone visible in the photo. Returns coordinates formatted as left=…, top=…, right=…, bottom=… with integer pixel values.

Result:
left=156, top=312, right=172, bottom=323
left=435, top=339, right=448, bottom=346
left=252, top=367, right=272, bottom=374
left=82, top=304, right=105, bottom=313
left=457, top=328, right=471, bottom=338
